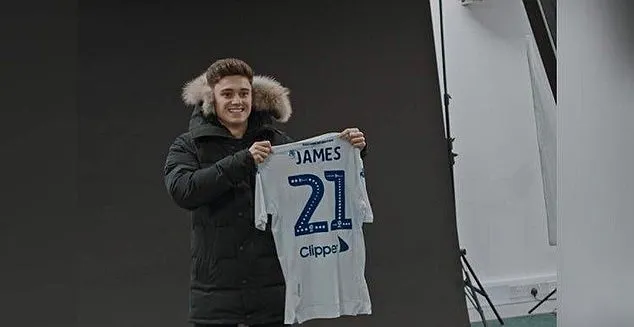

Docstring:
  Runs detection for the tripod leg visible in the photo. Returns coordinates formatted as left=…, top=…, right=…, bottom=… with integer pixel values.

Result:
left=528, top=288, right=557, bottom=314
left=464, top=268, right=488, bottom=327
left=461, top=252, right=505, bottom=325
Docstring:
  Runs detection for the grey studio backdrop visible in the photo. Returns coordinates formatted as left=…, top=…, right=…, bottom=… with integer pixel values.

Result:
left=76, top=1, right=469, bottom=326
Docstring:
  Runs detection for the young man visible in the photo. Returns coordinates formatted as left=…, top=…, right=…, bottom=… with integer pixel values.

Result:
left=163, top=58, right=367, bottom=326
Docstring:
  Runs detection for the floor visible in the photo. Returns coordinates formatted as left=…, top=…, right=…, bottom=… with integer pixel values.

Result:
left=471, top=313, right=556, bottom=327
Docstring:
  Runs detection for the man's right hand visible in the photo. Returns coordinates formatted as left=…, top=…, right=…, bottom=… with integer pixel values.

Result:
left=249, top=141, right=272, bottom=164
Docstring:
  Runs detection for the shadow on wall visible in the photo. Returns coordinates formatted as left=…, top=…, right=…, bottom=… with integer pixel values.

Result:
left=460, top=0, right=530, bottom=39
left=606, top=1, right=634, bottom=76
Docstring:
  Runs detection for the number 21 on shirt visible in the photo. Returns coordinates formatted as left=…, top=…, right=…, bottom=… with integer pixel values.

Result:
left=288, top=170, right=352, bottom=237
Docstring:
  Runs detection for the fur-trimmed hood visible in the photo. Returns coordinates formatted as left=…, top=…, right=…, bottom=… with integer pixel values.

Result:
left=181, top=73, right=292, bottom=123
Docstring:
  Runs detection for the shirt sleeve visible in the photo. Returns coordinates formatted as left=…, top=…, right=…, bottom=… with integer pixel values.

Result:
left=355, top=149, right=374, bottom=223
left=254, top=168, right=271, bottom=231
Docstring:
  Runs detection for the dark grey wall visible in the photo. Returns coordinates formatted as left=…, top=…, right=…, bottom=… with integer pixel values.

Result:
left=6, top=1, right=469, bottom=326
left=0, top=2, right=76, bottom=327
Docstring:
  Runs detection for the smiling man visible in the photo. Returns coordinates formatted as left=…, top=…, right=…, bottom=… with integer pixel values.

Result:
left=163, top=58, right=367, bottom=327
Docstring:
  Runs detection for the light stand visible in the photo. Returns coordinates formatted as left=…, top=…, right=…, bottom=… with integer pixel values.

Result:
left=528, top=288, right=557, bottom=314
left=437, top=1, right=504, bottom=325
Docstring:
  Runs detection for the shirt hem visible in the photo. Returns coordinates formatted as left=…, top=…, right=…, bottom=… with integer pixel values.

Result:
left=286, top=300, right=372, bottom=324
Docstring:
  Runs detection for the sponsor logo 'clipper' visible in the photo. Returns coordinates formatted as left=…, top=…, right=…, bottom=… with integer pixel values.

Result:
left=299, top=237, right=349, bottom=258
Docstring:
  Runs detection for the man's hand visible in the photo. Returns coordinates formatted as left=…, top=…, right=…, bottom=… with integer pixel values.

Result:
left=249, top=141, right=272, bottom=164
left=339, top=128, right=366, bottom=150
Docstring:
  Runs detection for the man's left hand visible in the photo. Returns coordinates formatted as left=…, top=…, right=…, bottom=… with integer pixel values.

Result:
left=339, top=128, right=366, bottom=150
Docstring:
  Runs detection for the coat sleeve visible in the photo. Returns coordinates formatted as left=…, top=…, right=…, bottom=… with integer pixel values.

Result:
left=163, top=134, right=255, bottom=210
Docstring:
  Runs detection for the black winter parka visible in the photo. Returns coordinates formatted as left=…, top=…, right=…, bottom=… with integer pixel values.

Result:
left=164, top=75, right=293, bottom=325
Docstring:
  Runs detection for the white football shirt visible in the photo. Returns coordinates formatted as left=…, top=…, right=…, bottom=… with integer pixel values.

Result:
left=254, top=132, right=374, bottom=324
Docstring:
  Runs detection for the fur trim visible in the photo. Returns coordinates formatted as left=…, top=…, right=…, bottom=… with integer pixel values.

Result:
left=181, top=74, right=292, bottom=123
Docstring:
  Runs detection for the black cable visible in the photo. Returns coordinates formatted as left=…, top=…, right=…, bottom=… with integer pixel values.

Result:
left=439, top=0, right=451, bottom=140
left=438, top=0, right=458, bottom=216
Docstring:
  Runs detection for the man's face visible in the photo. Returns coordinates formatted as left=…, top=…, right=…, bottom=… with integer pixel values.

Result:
left=213, top=75, right=252, bottom=129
